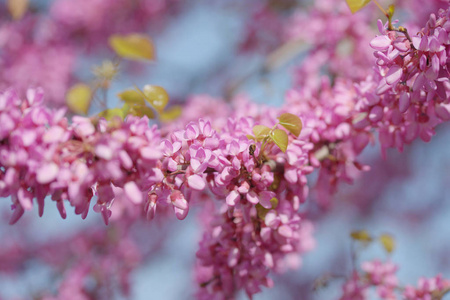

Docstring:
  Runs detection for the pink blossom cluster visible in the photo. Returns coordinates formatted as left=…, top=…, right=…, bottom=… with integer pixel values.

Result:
left=195, top=201, right=315, bottom=299
left=1, top=3, right=450, bottom=299
left=339, top=260, right=450, bottom=300
left=0, top=89, right=318, bottom=298
left=0, top=88, right=163, bottom=225
left=355, top=8, right=450, bottom=155
left=286, top=0, right=378, bottom=83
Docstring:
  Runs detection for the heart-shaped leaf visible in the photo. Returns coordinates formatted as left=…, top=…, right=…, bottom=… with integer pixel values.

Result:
left=350, top=230, right=372, bottom=243
left=346, top=0, right=371, bottom=13
left=109, top=33, right=155, bottom=61
left=142, top=85, right=169, bottom=113
left=278, top=113, right=302, bottom=137
left=66, top=84, right=92, bottom=115
left=270, top=129, right=289, bottom=152
left=252, top=125, right=271, bottom=141
left=379, top=234, right=395, bottom=253
left=117, top=89, right=145, bottom=106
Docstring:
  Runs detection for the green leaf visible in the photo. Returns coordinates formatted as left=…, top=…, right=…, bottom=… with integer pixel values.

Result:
left=387, top=4, right=395, bottom=17
left=7, top=0, right=28, bottom=20
left=98, top=107, right=127, bottom=121
left=160, top=105, right=183, bottom=122
left=270, top=129, right=289, bottom=152
left=142, top=85, right=169, bottom=113
left=256, top=198, right=278, bottom=220
left=350, top=230, right=372, bottom=243
left=117, top=89, right=145, bottom=106
left=379, top=234, right=395, bottom=253
left=129, top=104, right=155, bottom=119
left=66, top=84, right=92, bottom=115
left=109, top=33, right=155, bottom=61
left=346, top=0, right=371, bottom=13
left=252, top=125, right=271, bottom=141
left=278, top=113, right=302, bottom=137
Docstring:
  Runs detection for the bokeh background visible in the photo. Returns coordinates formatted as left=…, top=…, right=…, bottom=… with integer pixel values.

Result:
left=1, top=0, right=449, bottom=299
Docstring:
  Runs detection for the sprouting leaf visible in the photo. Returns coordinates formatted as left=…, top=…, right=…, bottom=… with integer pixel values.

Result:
left=350, top=230, right=372, bottom=243
left=129, top=105, right=155, bottom=119
left=346, top=0, right=371, bottom=13
left=252, top=125, right=271, bottom=141
left=379, top=234, right=395, bottom=253
left=387, top=5, right=395, bottom=18
left=142, top=85, right=169, bottom=113
left=7, top=0, right=28, bottom=20
left=108, top=33, right=155, bottom=61
left=270, top=129, right=289, bottom=152
left=117, top=89, right=145, bottom=106
left=278, top=113, right=302, bottom=137
left=160, top=105, right=183, bottom=122
left=66, top=84, right=92, bottom=115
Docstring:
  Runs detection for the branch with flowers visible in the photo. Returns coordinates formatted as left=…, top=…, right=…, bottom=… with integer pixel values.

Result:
left=0, top=0, right=449, bottom=298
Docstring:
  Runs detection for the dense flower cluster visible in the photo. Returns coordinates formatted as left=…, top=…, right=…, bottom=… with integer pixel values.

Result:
left=0, top=88, right=162, bottom=225
left=356, top=8, right=450, bottom=155
left=339, top=259, right=450, bottom=300
left=0, top=1, right=449, bottom=299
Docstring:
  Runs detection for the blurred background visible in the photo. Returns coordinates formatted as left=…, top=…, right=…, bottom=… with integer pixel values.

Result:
left=0, top=0, right=449, bottom=299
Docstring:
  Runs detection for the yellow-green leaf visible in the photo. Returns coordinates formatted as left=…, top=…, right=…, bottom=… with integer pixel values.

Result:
left=252, top=125, right=271, bottom=141
left=66, top=84, right=92, bottom=115
left=387, top=5, right=395, bottom=17
left=98, top=107, right=126, bottom=121
left=256, top=198, right=278, bottom=220
left=160, top=105, right=183, bottom=122
left=142, top=85, right=169, bottom=113
left=346, top=0, right=371, bottom=13
left=109, top=33, right=155, bottom=61
left=129, top=105, right=155, bottom=119
left=117, top=89, right=145, bottom=106
left=379, top=234, right=395, bottom=253
left=7, top=0, right=28, bottom=20
left=350, top=230, right=372, bottom=242
left=278, top=113, right=302, bottom=137
left=270, top=129, right=289, bottom=152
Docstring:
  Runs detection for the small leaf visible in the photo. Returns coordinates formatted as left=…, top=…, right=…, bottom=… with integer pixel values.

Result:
left=346, top=0, right=371, bottom=13
left=379, top=234, right=395, bottom=253
left=142, top=85, right=169, bottom=113
left=387, top=5, right=395, bottom=17
left=350, top=230, right=372, bottom=242
left=129, top=105, right=155, bottom=119
left=7, top=0, right=28, bottom=20
left=160, top=105, right=183, bottom=122
left=66, top=84, right=92, bottom=115
left=109, top=33, right=155, bottom=61
left=252, top=125, right=271, bottom=141
left=256, top=198, right=278, bottom=220
left=278, top=113, right=302, bottom=137
left=117, top=89, right=145, bottom=105
left=270, top=129, right=289, bottom=152
left=98, top=107, right=126, bottom=121
left=256, top=204, right=269, bottom=220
